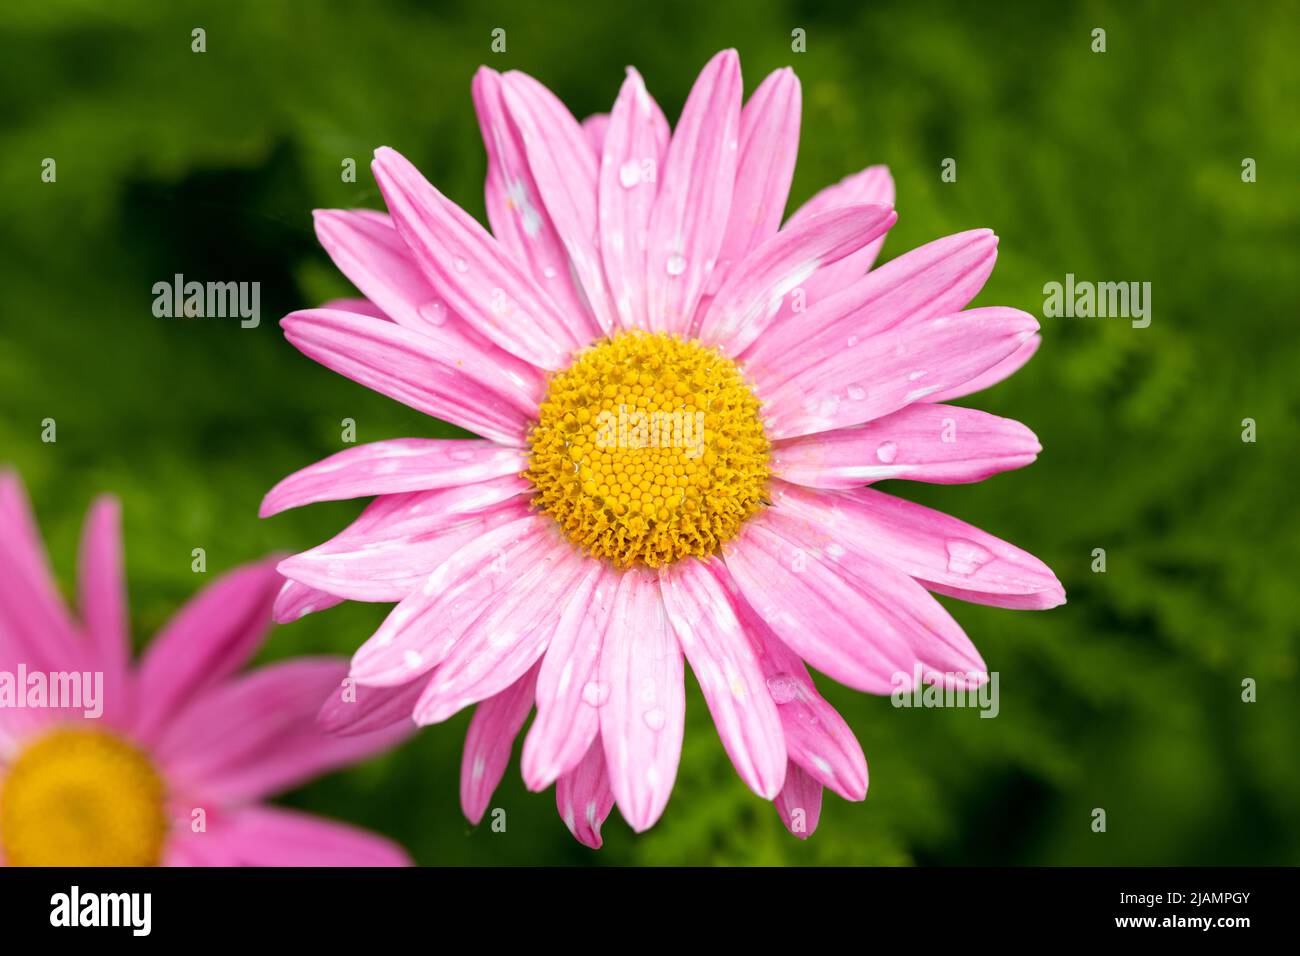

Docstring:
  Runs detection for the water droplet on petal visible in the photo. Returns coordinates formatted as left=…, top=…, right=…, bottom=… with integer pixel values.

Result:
left=665, top=253, right=687, bottom=276
left=452, top=256, right=469, bottom=273
left=876, top=441, right=898, bottom=464
left=419, top=300, right=447, bottom=326
left=767, top=673, right=798, bottom=704
left=581, top=680, right=609, bottom=707
left=543, top=266, right=558, bottom=279
left=643, top=708, right=665, bottom=730
left=847, top=384, right=866, bottom=400
left=945, top=538, right=994, bottom=576
left=618, top=159, right=641, bottom=188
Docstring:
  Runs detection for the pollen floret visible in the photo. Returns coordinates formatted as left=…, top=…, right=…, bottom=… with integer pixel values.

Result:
left=1, top=729, right=168, bottom=866
left=526, top=330, right=770, bottom=568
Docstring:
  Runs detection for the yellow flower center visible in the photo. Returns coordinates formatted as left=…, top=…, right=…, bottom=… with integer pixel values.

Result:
left=0, top=728, right=168, bottom=867
left=526, top=331, right=770, bottom=568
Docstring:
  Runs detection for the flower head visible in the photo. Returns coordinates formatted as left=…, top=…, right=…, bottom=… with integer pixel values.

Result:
left=265, top=50, right=1063, bottom=846
left=0, top=471, right=411, bottom=866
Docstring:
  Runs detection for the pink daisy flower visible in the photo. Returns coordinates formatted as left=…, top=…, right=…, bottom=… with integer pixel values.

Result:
left=0, top=471, right=411, bottom=866
left=265, top=49, right=1063, bottom=847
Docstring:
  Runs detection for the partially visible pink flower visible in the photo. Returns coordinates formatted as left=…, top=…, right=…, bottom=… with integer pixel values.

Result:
left=0, top=471, right=411, bottom=866
left=265, top=50, right=1062, bottom=848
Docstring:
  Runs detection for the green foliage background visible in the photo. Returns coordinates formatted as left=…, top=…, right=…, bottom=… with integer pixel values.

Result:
left=1, top=0, right=1296, bottom=865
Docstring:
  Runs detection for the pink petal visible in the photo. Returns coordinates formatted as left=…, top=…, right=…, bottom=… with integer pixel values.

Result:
left=599, top=569, right=684, bottom=832
left=349, top=514, right=558, bottom=685
left=772, top=403, right=1041, bottom=488
left=319, top=296, right=387, bottom=318
left=760, top=307, right=1040, bottom=440
left=318, top=677, right=423, bottom=737
left=774, top=483, right=1065, bottom=610
left=582, top=112, right=610, bottom=152
left=131, top=558, right=282, bottom=742
left=0, top=471, right=82, bottom=671
left=272, top=579, right=343, bottom=624
left=282, top=308, right=536, bottom=446
left=312, top=210, right=457, bottom=333
left=521, top=561, right=611, bottom=790
left=787, top=165, right=895, bottom=227
left=697, top=203, right=897, bottom=355
left=471, top=69, right=597, bottom=338
left=769, top=164, right=896, bottom=320
left=313, top=209, right=546, bottom=396
left=209, top=806, right=410, bottom=866
left=723, top=509, right=985, bottom=694
left=659, top=559, right=786, bottom=799
left=644, top=49, right=741, bottom=334
left=745, top=227, right=997, bottom=383
left=926, top=581, right=1066, bottom=611
left=460, top=664, right=538, bottom=825
left=723, top=520, right=893, bottom=692
left=278, top=494, right=530, bottom=603
left=260, top=439, right=526, bottom=517
left=0, top=698, right=53, bottom=758
left=714, top=67, right=802, bottom=277
left=163, top=830, right=242, bottom=867
left=771, top=501, right=990, bottom=676
left=774, top=762, right=823, bottom=839
left=556, top=736, right=616, bottom=849
left=0, top=471, right=51, bottom=576
left=598, top=67, right=671, bottom=330
left=411, top=540, right=590, bottom=725
left=500, top=70, right=619, bottom=335
left=156, top=658, right=412, bottom=803
left=927, top=333, right=1041, bottom=402
left=730, top=588, right=868, bottom=800
left=76, top=496, right=129, bottom=717
left=371, top=146, right=581, bottom=368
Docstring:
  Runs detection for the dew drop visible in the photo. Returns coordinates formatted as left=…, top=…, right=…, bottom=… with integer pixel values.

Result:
left=876, top=441, right=898, bottom=464
left=945, top=538, right=994, bottom=576
left=665, top=253, right=687, bottom=276
left=581, top=680, right=609, bottom=707
left=618, top=159, right=641, bottom=188
left=643, top=708, right=666, bottom=730
left=418, top=300, right=447, bottom=326
left=543, top=266, right=558, bottom=279
left=766, top=673, right=798, bottom=704
left=452, top=256, right=469, bottom=273
left=847, top=384, right=866, bottom=400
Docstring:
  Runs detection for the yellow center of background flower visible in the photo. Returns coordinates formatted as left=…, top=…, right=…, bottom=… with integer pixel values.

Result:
left=527, top=331, right=770, bottom=568
left=0, top=728, right=168, bottom=866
